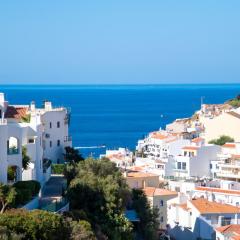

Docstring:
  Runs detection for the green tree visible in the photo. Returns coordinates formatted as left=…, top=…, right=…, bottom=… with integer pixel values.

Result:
left=0, top=185, right=17, bottom=214
left=64, top=147, right=84, bottom=164
left=209, top=135, right=234, bottom=146
left=0, top=209, right=95, bottom=240
left=132, top=189, right=159, bottom=240
left=227, top=94, right=240, bottom=108
left=67, top=158, right=133, bottom=240
left=22, top=146, right=30, bottom=170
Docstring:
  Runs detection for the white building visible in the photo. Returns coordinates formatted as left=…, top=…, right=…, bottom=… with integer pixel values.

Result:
left=0, top=93, right=72, bottom=185
left=192, top=186, right=240, bottom=207
left=100, top=148, right=133, bottom=168
left=173, top=144, right=221, bottom=178
left=210, top=143, right=240, bottom=181
left=136, top=131, right=190, bottom=161
left=168, top=198, right=240, bottom=240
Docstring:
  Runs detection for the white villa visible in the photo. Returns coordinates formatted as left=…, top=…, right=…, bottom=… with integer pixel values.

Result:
left=136, top=131, right=190, bottom=161
left=0, top=93, right=72, bottom=185
left=173, top=143, right=221, bottom=179
left=168, top=198, right=240, bottom=240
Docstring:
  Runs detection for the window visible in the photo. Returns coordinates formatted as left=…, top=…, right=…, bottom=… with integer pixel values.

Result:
left=160, top=200, right=164, bottom=206
left=28, top=138, right=34, bottom=144
left=57, top=121, right=60, bottom=128
left=50, top=141, right=52, bottom=148
left=160, top=216, right=164, bottom=222
left=177, top=162, right=181, bottom=169
left=182, top=162, right=186, bottom=170
left=57, top=140, right=60, bottom=146
left=210, top=164, right=212, bottom=169
left=221, top=217, right=231, bottom=226
left=50, top=122, right=52, bottom=128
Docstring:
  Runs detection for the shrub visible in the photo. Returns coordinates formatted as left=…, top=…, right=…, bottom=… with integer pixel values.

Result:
left=209, top=135, right=234, bottom=146
left=0, top=209, right=68, bottom=240
left=52, top=164, right=65, bottom=174
left=0, top=209, right=96, bottom=240
left=13, top=181, right=41, bottom=206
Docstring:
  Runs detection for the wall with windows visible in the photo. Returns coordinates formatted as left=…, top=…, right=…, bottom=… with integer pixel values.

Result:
left=42, top=109, right=71, bottom=163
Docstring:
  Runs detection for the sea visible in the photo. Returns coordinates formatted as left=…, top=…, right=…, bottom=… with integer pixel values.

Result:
left=1, top=84, right=240, bottom=158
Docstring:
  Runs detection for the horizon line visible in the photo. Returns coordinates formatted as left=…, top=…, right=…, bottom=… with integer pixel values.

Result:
left=1, top=82, right=240, bottom=86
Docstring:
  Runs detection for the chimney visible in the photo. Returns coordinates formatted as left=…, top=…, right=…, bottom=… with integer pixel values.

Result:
left=44, top=101, right=52, bottom=111
left=30, top=101, right=36, bottom=111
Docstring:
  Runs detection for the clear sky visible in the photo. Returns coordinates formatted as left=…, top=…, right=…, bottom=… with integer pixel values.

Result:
left=0, top=1, right=240, bottom=84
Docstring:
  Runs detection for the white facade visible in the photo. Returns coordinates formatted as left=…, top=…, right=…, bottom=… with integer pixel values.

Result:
left=167, top=198, right=240, bottom=240
left=136, top=131, right=190, bottom=161
left=173, top=145, right=221, bottom=178
left=101, top=148, right=133, bottom=168
left=0, top=93, right=72, bottom=184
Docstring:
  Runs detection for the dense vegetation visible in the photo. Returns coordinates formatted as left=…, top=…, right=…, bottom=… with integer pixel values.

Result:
left=227, top=94, right=240, bottom=108
left=65, top=157, right=160, bottom=239
left=13, top=181, right=40, bottom=207
left=0, top=147, right=159, bottom=239
left=209, top=135, right=234, bottom=146
left=0, top=209, right=95, bottom=240
left=52, top=163, right=65, bottom=174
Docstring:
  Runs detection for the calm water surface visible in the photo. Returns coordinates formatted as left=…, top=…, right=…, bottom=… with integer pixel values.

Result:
left=1, top=84, right=239, bottom=157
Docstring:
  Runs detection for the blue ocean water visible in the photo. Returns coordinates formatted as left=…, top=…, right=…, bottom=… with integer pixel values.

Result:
left=1, top=84, right=240, bottom=157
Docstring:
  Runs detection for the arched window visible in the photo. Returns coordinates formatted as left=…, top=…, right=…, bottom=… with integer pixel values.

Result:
left=7, top=137, right=19, bottom=155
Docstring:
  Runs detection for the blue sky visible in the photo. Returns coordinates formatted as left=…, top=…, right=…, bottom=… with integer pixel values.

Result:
left=0, top=1, right=240, bottom=84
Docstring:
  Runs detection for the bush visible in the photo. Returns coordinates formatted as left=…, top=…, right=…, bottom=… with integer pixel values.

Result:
left=13, top=181, right=41, bottom=206
left=0, top=209, right=68, bottom=240
left=0, top=209, right=96, bottom=240
left=209, top=135, right=234, bottom=146
left=52, top=164, right=65, bottom=174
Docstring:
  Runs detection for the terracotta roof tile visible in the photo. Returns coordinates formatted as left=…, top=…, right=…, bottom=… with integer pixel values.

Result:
left=5, top=106, right=28, bottom=120
left=195, top=187, right=240, bottom=195
left=143, top=187, right=177, bottom=197
left=223, top=143, right=236, bottom=148
left=125, top=171, right=159, bottom=178
left=182, top=146, right=199, bottom=151
left=190, top=198, right=240, bottom=214
left=216, top=224, right=240, bottom=236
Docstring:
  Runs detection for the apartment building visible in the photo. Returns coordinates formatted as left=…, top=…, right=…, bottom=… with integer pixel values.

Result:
left=136, top=130, right=190, bottom=161
left=143, top=187, right=177, bottom=230
left=168, top=198, right=240, bottom=240
left=173, top=144, right=221, bottom=178
left=124, top=170, right=161, bottom=189
left=0, top=93, right=72, bottom=184
left=213, top=143, right=240, bottom=182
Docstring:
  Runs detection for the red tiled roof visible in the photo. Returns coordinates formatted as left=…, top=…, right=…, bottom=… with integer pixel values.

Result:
left=143, top=187, right=177, bottom=197
left=192, top=137, right=204, bottom=143
left=125, top=171, right=159, bottom=178
left=195, top=187, right=240, bottom=196
left=182, top=146, right=199, bottom=151
left=190, top=198, right=240, bottom=214
left=223, top=143, right=236, bottom=148
left=5, top=106, right=28, bottom=120
left=216, top=224, right=240, bottom=236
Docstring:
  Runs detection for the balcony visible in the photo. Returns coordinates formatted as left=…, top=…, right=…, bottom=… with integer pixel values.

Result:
left=64, top=136, right=72, bottom=143
left=217, top=171, right=240, bottom=179
left=7, top=147, right=19, bottom=155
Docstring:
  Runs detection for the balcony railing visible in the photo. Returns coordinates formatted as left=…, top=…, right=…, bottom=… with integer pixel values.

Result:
left=64, top=136, right=72, bottom=142
left=7, top=148, right=19, bottom=155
